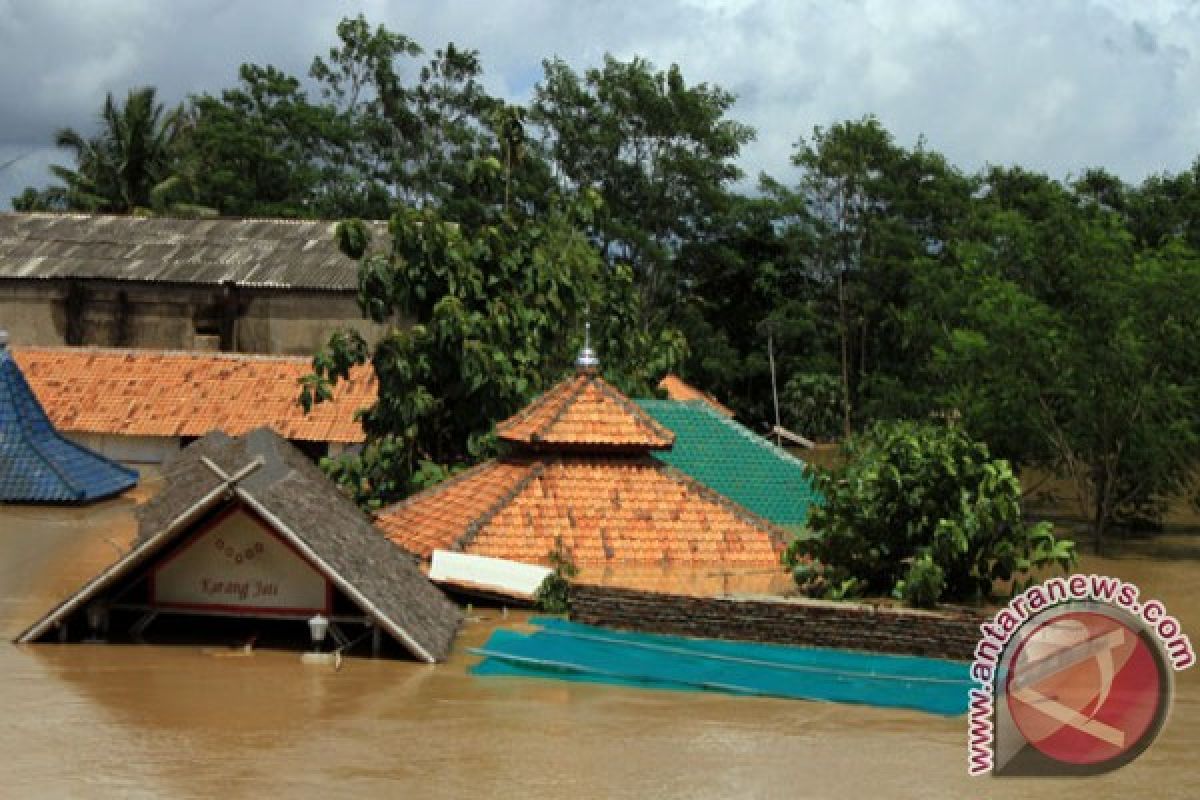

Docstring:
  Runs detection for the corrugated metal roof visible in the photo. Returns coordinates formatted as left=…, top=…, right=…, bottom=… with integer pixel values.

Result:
left=0, top=343, right=138, bottom=504
left=637, top=399, right=821, bottom=528
left=0, top=213, right=388, bottom=291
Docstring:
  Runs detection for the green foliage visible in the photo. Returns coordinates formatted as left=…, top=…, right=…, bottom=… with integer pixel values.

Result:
left=896, top=554, right=945, bottom=609
left=781, top=372, right=842, bottom=442
left=304, top=161, right=684, bottom=506
left=533, top=538, right=580, bottom=613
left=16, top=15, right=1200, bottom=551
left=533, top=55, right=754, bottom=327
left=925, top=175, right=1200, bottom=550
left=786, top=421, right=1076, bottom=606
left=44, top=87, right=187, bottom=213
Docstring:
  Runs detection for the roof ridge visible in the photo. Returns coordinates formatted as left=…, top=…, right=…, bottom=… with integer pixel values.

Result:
left=0, top=350, right=137, bottom=502
left=592, top=375, right=675, bottom=445
left=530, top=374, right=592, bottom=442
left=655, top=460, right=790, bottom=552
left=652, top=400, right=811, bottom=470
left=689, top=400, right=810, bottom=469
left=455, top=460, right=544, bottom=552
left=12, top=345, right=315, bottom=364
left=0, top=353, right=82, bottom=498
left=494, top=376, right=572, bottom=435
left=1, top=211, right=390, bottom=227
left=374, top=459, right=524, bottom=518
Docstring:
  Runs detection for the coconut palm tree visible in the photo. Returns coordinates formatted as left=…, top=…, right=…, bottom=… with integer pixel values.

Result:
left=49, top=87, right=187, bottom=213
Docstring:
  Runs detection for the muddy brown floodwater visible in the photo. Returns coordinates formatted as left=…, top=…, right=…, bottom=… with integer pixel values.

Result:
left=1, top=481, right=1198, bottom=799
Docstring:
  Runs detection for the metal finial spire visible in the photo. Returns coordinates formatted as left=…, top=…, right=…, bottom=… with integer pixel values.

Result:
left=575, top=319, right=599, bottom=371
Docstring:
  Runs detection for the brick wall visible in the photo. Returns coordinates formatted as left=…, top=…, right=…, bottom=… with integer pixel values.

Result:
left=569, top=584, right=986, bottom=660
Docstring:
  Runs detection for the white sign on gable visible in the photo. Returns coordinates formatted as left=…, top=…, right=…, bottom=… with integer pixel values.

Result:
left=151, top=506, right=329, bottom=614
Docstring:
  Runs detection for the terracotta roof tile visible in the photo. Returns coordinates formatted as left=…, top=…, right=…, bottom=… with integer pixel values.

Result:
left=658, top=374, right=734, bottom=418
left=496, top=371, right=674, bottom=450
left=375, top=455, right=787, bottom=569
left=12, top=346, right=374, bottom=444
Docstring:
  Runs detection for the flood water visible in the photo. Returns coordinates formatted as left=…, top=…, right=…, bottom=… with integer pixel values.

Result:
left=1, top=480, right=1198, bottom=798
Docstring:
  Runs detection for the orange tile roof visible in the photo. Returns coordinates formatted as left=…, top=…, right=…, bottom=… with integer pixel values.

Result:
left=374, top=454, right=788, bottom=570
left=496, top=371, right=674, bottom=450
left=12, top=346, right=375, bottom=443
left=658, top=374, right=734, bottom=417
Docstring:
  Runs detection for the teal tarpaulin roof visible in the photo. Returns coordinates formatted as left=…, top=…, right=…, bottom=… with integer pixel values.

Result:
left=637, top=399, right=820, bottom=527
left=0, top=341, right=137, bottom=504
left=473, top=617, right=971, bottom=716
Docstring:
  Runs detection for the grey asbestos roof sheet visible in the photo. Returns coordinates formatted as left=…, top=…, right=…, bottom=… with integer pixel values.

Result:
left=0, top=213, right=388, bottom=291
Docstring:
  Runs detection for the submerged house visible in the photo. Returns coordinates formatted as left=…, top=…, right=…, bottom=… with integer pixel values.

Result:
left=0, top=212, right=385, bottom=355
left=0, top=331, right=137, bottom=503
left=17, top=428, right=461, bottom=662
left=11, top=345, right=375, bottom=465
left=375, top=353, right=792, bottom=595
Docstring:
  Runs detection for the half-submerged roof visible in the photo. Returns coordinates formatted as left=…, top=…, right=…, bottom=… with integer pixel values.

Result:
left=0, top=212, right=387, bottom=291
left=375, top=454, right=788, bottom=568
left=496, top=370, right=674, bottom=450
left=14, top=346, right=375, bottom=444
left=17, top=428, right=461, bottom=661
left=638, top=399, right=821, bottom=528
left=0, top=337, right=137, bottom=504
left=658, top=374, right=734, bottom=418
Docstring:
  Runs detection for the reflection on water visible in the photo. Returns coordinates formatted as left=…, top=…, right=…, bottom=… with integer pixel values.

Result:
left=1, top=485, right=1198, bottom=799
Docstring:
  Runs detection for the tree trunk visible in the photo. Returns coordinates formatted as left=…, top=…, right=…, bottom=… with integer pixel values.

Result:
left=1093, top=477, right=1108, bottom=556
left=837, top=269, right=852, bottom=439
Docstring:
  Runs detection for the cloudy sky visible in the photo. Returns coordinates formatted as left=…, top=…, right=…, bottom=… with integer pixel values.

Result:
left=2, top=0, right=1198, bottom=208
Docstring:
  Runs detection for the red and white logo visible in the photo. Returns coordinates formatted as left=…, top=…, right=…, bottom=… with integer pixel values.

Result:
left=1004, top=609, right=1168, bottom=771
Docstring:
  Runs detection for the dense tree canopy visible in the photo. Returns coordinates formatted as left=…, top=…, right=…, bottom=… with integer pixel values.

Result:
left=15, top=14, right=1200, bottom=543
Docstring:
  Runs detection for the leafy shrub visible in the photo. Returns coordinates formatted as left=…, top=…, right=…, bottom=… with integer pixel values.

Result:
left=533, top=538, right=579, bottom=613
left=785, top=420, right=1076, bottom=606
left=896, top=553, right=946, bottom=609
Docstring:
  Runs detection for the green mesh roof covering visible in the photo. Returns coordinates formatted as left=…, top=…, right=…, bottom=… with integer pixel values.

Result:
left=636, top=399, right=821, bottom=528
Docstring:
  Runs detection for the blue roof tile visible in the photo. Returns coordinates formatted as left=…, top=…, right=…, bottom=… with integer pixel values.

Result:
left=0, top=343, right=137, bottom=504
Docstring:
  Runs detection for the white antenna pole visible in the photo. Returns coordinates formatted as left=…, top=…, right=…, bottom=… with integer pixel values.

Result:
left=768, top=325, right=781, bottom=446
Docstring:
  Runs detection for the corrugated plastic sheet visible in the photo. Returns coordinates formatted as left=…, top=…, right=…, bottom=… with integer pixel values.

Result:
left=472, top=617, right=972, bottom=716
left=637, top=399, right=821, bottom=528
left=0, top=347, right=137, bottom=504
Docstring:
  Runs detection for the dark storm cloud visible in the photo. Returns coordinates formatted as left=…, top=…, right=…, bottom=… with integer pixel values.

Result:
left=2, top=0, right=1199, bottom=208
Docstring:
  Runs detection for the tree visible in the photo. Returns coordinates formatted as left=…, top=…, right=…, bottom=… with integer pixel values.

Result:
left=178, top=64, right=370, bottom=218
left=532, top=55, right=754, bottom=327
left=786, top=421, right=1076, bottom=607
left=310, top=15, right=519, bottom=216
left=47, top=87, right=185, bottom=213
left=928, top=176, right=1200, bottom=551
left=302, top=152, right=685, bottom=509
left=783, top=117, right=974, bottom=436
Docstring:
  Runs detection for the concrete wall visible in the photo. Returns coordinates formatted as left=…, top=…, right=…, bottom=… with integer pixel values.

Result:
left=569, top=584, right=987, bottom=661
left=67, top=432, right=181, bottom=468
left=0, top=280, right=383, bottom=355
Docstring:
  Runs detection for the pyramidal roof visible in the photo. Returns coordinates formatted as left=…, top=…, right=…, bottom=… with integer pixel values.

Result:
left=376, top=365, right=788, bottom=572
left=0, top=335, right=138, bottom=504
left=496, top=369, right=674, bottom=450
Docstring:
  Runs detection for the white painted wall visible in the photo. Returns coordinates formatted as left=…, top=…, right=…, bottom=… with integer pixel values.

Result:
left=65, top=432, right=181, bottom=468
